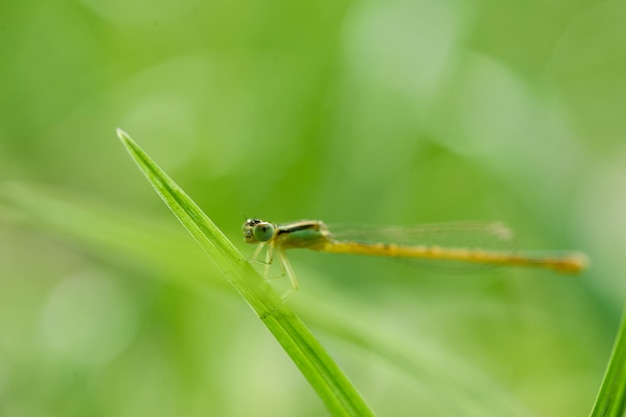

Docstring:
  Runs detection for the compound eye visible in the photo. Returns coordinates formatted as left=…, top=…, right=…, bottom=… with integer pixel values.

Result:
left=253, top=222, right=275, bottom=242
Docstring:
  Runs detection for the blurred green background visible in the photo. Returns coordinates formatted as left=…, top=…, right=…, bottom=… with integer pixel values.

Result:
left=1, top=0, right=625, bottom=416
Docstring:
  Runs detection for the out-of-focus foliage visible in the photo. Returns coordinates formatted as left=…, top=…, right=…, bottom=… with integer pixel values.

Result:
left=1, top=0, right=625, bottom=416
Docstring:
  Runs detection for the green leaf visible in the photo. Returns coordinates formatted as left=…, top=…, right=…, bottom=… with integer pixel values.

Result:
left=0, top=181, right=541, bottom=416
left=115, top=129, right=376, bottom=417
left=589, top=307, right=626, bottom=417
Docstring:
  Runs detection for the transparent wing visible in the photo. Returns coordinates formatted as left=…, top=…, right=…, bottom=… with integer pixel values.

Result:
left=327, top=222, right=519, bottom=273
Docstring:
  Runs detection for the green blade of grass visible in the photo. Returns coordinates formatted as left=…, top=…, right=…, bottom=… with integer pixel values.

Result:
left=589, top=306, right=626, bottom=417
left=0, top=182, right=543, bottom=416
left=0, top=181, right=543, bottom=415
left=115, top=129, right=376, bottom=417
